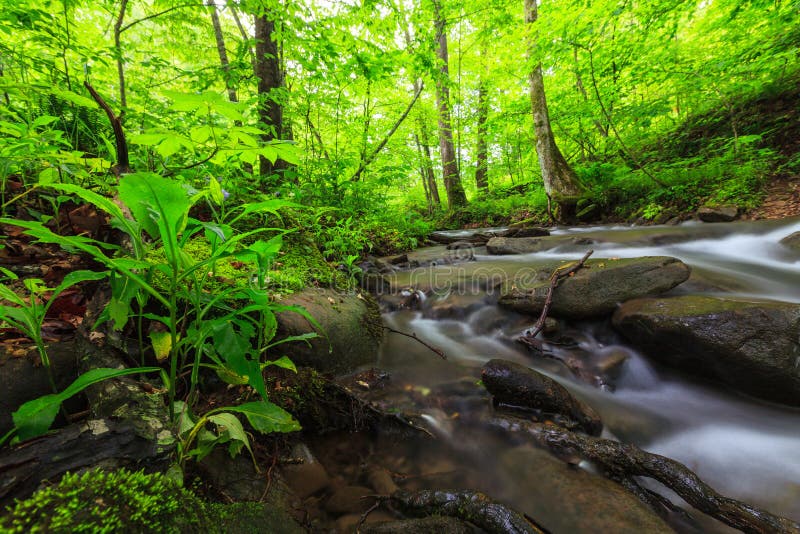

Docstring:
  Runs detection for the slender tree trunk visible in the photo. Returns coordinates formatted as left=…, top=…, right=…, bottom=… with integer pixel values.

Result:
left=254, top=12, right=287, bottom=182
left=475, top=80, right=489, bottom=193
left=208, top=1, right=237, bottom=104
left=433, top=0, right=467, bottom=210
left=114, top=0, right=129, bottom=114
left=418, top=116, right=441, bottom=206
left=524, top=0, right=583, bottom=220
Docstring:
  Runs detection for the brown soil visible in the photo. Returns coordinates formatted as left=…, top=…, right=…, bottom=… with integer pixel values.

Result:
left=749, top=175, right=800, bottom=219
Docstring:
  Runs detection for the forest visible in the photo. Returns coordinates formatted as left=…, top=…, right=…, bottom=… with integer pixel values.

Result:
left=0, top=0, right=799, bottom=532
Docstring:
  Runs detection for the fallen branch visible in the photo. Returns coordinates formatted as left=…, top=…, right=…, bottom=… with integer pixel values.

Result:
left=384, top=325, right=447, bottom=360
left=486, top=416, right=800, bottom=534
left=519, top=249, right=593, bottom=346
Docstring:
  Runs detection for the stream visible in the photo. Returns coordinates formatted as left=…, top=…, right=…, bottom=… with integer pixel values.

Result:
left=374, top=218, right=800, bottom=533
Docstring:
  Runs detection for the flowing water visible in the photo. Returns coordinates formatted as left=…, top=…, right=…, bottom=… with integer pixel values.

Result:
left=375, top=218, right=800, bottom=532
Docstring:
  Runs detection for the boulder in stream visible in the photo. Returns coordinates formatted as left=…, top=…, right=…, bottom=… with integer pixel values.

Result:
left=696, top=205, right=738, bottom=222
left=275, top=288, right=383, bottom=374
left=498, top=256, right=691, bottom=319
left=486, top=235, right=593, bottom=255
left=482, top=359, right=602, bottom=436
left=612, top=295, right=800, bottom=406
left=780, top=231, right=800, bottom=254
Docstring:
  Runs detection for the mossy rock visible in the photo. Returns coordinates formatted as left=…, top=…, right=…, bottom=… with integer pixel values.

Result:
left=274, top=288, right=383, bottom=374
left=0, top=468, right=303, bottom=534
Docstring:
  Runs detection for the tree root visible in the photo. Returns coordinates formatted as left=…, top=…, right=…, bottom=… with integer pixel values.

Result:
left=485, top=416, right=800, bottom=534
left=387, top=489, right=549, bottom=534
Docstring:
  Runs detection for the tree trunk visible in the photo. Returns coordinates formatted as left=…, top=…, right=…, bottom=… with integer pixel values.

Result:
left=418, top=116, right=441, bottom=206
left=475, top=80, right=489, bottom=193
left=433, top=0, right=468, bottom=210
left=254, top=12, right=288, bottom=182
left=208, top=0, right=237, bottom=104
left=524, top=0, right=583, bottom=220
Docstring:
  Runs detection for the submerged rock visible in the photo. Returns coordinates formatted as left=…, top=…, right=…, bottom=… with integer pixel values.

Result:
left=481, top=359, right=602, bottom=436
left=498, top=447, right=673, bottom=533
left=612, top=295, right=800, bottom=405
left=498, top=257, right=690, bottom=319
left=275, top=288, right=383, bottom=374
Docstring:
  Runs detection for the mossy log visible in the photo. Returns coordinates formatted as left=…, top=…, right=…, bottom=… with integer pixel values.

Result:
left=0, top=419, right=165, bottom=508
left=271, top=368, right=431, bottom=438
left=388, top=489, right=547, bottom=534
left=486, top=416, right=800, bottom=534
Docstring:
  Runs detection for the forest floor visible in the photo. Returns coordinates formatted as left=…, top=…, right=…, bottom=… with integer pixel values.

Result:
left=749, top=174, right=800, bottom=219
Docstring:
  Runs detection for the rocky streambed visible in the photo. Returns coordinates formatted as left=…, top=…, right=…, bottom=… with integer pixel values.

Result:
left=352, top=218, right=800, bottom=533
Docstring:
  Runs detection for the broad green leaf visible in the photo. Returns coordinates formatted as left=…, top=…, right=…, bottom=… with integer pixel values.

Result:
left=208, top=412, right=252, bottom=457
left=263, top=355, right=296, bottom=373
left=209, top=177, right=225, bottom=206
left=118, top=173, right=193, bottom=259
left=225, top=401, right=300, bottom=434
left=12, top=366, right=160, bottom=441
left=149, top=330, right=172, bottom=361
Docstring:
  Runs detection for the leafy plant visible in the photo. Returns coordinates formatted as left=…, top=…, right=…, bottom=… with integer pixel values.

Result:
left=0, top=268, right=107, bottom=393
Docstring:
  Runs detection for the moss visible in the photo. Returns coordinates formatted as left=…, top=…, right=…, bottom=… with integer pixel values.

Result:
left=143, top=233, right=344, bottom=297
left=0, top=469, right=204, bottom=533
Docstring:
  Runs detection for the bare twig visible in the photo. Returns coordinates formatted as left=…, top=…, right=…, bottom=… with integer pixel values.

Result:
left=519, top=250, right=593, bottom=346
left=383, top=325, right=447, bottom=360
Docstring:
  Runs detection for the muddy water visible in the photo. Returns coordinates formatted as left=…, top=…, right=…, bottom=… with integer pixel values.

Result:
left=376, top=218, right=800, bottom=532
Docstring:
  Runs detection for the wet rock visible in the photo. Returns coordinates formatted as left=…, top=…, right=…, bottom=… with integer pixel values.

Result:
left=200, top=449, right=297, bottom=508
left=275, top=288, right=383, bottom=374
left=424, top=294, right=486, bottom=319
left=486, top=235, right=590, bottom=255
left=325, top=485, right=377, bottom=515
left=361, top=516, right=475, bottom=533
left=498, top=256, right=691, bottom=319
left=779, top=231, right=800, bottom=253
left=507, top=226, right=550, bottom=238
left=481, top=359, right=602, bottom=436
left=697, top=205, right=738, bottom=222
left=612, top=296, right=800, bottom=406
left=282, top=443, right=330, bottom=498
left=498, top=446, right=673, bottom=533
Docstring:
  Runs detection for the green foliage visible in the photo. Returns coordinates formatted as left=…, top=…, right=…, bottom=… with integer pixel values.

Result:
left=0, top=469, right=206, bottom=533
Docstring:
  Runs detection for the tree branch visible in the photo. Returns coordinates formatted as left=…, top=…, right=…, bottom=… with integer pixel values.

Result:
left=349, top=81, right=424, bottom=182
left=84, top=81, right=130, bottom=176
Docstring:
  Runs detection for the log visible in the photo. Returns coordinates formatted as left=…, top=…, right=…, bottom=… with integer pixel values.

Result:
left=485, top=416, right=800, bottom=534
left=0, top=419, right=167, bottom=507
left=482, top=359, right=602, bottom=436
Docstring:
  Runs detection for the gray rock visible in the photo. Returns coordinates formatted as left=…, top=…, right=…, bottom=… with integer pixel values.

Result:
left=482, top=359, right=603, bottom=436
left=498, top=256, right=691, bottom=319
left=275, top=288, right=383, bottom=374
left=697, top=205, right=738, bottom=222
left=486, top=235, right=592, bottom=255
left=507, top=226, right=550, bottom=238
left=612, top=295, right=800, bottom=405
left=779, top=231, right=800, bottom=253
left=498, top=446, right=673, bottom=533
